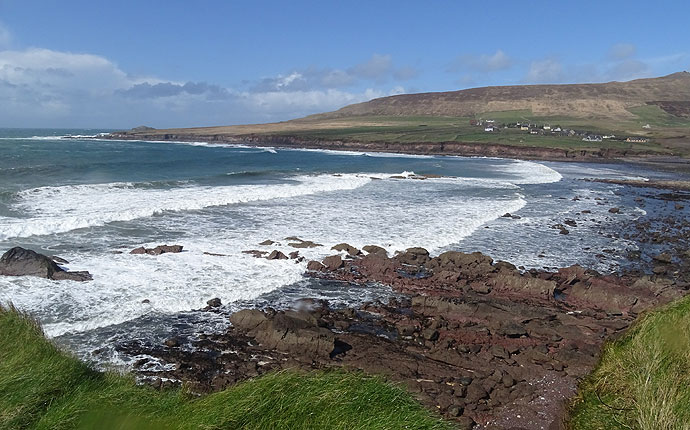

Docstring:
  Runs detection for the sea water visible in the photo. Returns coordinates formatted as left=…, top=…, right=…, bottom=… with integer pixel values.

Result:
left=0, top=129, right=667, bottom=366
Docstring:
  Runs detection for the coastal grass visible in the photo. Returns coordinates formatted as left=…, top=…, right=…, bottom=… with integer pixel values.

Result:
left=567, top=295, right=690, bottom=430
left=0, top=304, right=452, bottom=430
left=265, top=115, right=667, bottom=153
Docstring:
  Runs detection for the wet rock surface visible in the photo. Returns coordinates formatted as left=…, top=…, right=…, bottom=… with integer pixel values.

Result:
left=130, top=244, right=184, bottom=255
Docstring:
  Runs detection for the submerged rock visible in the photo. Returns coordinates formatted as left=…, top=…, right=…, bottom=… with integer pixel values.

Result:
left=0, top=247, right=92, bottom=281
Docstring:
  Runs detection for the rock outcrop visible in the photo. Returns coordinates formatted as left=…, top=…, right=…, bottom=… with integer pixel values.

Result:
left=0, top=247, right=92, bottom=281
left=130, top=245, right=184, bottom=255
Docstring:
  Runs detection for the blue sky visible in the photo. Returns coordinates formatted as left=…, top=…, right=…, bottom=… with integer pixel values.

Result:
left=0, top=0, right=688, bottom=128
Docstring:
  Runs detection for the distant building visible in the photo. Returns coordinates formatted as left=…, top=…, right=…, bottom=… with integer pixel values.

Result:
left=543, top=125, right=551, bottom=130
left=470, top=119, right=478, bottom=126
left=484, top=126, right=497, bottom=132
left=529, top=129, right=540, bottom=135
left=642, top=124, right=651, bottom=129
left=520, top=125, right=530, bottom=131
left=626, top=137, right=649, bottom=143
left=582, top=135, right=603, bottom=142
left=553, top=127, right=562, bottom=132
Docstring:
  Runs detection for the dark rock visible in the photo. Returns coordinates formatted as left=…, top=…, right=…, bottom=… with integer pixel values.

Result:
left=423, top=328, right=440, bottom=341
left=457, top=416, right=476, bottom=430
left=229, top=309, right=268, bottom=331
left=266, top=250, right=288, bottom=260
left=362, top=245, right=388, bottom=257
left=653, top=252, right=673, bottom=264
left=164, top=337, right=180, bottom=348
left=453, top=385, right=468, bottom=397
left=396, top=247, right=430, bottom=265
left=306, top=260, right=325, bottom=271
left=288, top=241, right=322, bottom=248
left=564, top=219, right=577, bottom=227
left=489, top=345, right=510, bottom=359
left=288, top=251, right=300, bottom=259
left=498, top=322, right=528, bottom=338
left=130, top=245, right=183, bottom=255
left=331, top=243, right=361, bottom=256
left=206, top=298, right=222, bottom=308
left=0, top=247, right=92, bottom=281
left=149, top=245, right=183, bottom=255
left=465, top=382, right=489, bottom=403
left=459, top=376, right=473, bottom=386
left=242, top=250, right=267, bottom=258
left=259, top=240, right=275, bottom=245
left=502, top=213, right=512, bottom=218
left=608, top=207, right=620, bottom=214
left=447, top=404, right=464, bottom=417
left=322, top=255, right=344, bottom=271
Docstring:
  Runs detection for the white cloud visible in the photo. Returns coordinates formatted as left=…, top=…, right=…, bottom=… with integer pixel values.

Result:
left=606, top=59, right=650, bottom=81
left=0, top=47, right=399, bottom=128
left=523, top=58, right=564, bottom=83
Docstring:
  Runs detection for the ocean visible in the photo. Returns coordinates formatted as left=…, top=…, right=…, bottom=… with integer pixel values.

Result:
left=0, top=129, right=671, bottom=367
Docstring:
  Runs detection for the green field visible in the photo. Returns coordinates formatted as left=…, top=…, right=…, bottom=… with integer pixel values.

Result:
left=267, top=114, right=671, bottom=153
left=0, top=304, right=452, bottom=430
left=567, top=295, right=690, bottom=430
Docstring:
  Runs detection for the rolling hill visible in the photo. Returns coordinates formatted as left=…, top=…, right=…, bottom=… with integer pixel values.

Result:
left=307, top=72, right=690, bottom=121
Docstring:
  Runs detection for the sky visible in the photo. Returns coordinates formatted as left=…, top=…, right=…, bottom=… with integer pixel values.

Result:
left=0, top=0, right=688, bottom=128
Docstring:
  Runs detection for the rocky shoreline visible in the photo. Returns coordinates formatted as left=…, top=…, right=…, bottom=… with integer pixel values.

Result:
left=104, top=131, right=690, bottom=166
left=111, top=208, right=689, bottom=430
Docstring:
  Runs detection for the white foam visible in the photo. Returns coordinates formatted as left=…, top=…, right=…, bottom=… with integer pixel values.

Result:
left=0, top=174, right=372, bottom=240
left=0, top=158, right=561, bottom=339
left=494, top=160, right=563, bottom=184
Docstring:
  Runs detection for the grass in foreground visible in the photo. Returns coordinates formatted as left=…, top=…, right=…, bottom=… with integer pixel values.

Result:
left=0, top=304, right=452, bottom=430
left=567, top=295, right=690, bottom=430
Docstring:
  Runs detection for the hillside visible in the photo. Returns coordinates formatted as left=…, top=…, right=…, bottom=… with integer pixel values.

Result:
left=308, top=72, right=690, bottom=121
left=112, top=72, right=690, bottom=161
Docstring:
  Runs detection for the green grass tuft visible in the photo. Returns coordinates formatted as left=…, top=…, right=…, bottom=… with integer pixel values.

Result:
left=0, top=304, right=453, bottom=430
left=567, top=295, right=690, bottom=430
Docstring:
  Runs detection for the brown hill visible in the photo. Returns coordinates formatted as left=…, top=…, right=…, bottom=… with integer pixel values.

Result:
left=308, top=72, right=690, bottom=120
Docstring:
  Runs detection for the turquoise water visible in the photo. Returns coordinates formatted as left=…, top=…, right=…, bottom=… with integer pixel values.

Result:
left=0, top=128, right=662, bottom=365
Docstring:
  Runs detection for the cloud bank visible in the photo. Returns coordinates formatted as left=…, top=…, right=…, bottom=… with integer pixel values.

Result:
left=0, top=49, right=408, bottom=128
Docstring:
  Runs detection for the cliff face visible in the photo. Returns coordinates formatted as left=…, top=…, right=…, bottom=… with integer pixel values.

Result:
left=307, top=72, right=690, bottom=120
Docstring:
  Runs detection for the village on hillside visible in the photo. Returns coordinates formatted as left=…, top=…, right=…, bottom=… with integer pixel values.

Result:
left=469, top=118, right=650, bottom=143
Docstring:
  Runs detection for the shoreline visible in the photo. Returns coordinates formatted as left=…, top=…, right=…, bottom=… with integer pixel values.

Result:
left=104, top=131, right=690, bottom=171
left=115, top=183, right=690, bottom=429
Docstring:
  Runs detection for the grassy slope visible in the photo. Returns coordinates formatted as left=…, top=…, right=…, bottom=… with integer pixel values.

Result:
left=261, top=114, right=672, bottom=153
left=0, top=305, right=452, bottom=430
left=568, top=295, right=690, bottom=430
left=139, top=109, right=683, bottom=156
